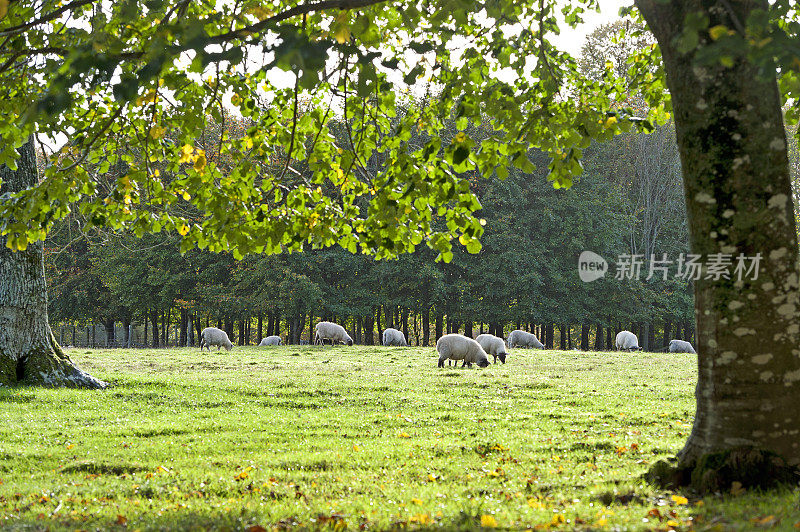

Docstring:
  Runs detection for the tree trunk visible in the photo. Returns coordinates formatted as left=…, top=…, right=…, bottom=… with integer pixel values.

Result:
left=663, top=318, right=672, bottom=349
left=435, top=313, right=443, bottom=341
left=150, top=311, right=160, bottom=348
left=0, top=139, right=105, bottom=388
left=637, top=0, right=800, bottom=470
left=267, top=312, right=275, bottom=337
left=257, top=314, right=263, bottom=342
left=363, top=315, right=374, bottom=345
left=422, top=308, right=430, bottom=346
left=594, top=324, right=604, bottom=350
left=559, top=324, right=566, bottom=350
left=606, top=327, right=613, bottom=350
left=179, top=309, right=188, bottom=347
left=464, top=320, right=473, bottom=338
left=580, top=323, right=589, bottom=351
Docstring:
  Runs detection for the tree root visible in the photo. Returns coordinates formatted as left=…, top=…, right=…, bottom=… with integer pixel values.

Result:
left=646, top=448, right=799, bottom=494
left=2, top=327, right=106, bottom=389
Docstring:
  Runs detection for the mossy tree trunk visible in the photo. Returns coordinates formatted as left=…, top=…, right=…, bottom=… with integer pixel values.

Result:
left=0, top=138, right=106, bottom=388
left=636, top=0, right=800, bottom=468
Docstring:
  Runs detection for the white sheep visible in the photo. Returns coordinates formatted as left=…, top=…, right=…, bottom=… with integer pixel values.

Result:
left=259, top=335, right=282, bottom=346
left=382, top=327, right=408, bottom=346
left=475, top=333, right=508, bottom=364
left=507, top=329, right=544, bottom=349
left=436, top=334, right=490, bottom=368
left=200, top=327, right=233, bottom=351
left=615, top=330, right=642, bottom=351
left=314, top=321, right=353, bottom=346
left=669, top=339, right=696, bottom=354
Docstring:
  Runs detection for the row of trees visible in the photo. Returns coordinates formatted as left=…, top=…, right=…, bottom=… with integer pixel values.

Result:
left=46, top=121, right=695, bottom=350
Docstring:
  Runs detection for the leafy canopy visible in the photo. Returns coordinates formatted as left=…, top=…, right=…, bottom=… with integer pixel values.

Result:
left=0, top=0, right=797, bottom=259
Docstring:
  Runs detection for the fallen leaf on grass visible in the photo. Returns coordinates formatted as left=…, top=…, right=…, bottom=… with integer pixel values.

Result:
left=750, top=515, right=778, bottom=527
left=116, top=514, right=127, bottom=525
left=730, top=481, right=746, bottom=496
left=246, top=526, right=267, bottom=532
left=671, top=495, right=688, bottom=505
left=481, top=514, right=498, bottom=528
left=410, top=513, right=431, bottom=525
left=398, top=432, right=411, bottom=438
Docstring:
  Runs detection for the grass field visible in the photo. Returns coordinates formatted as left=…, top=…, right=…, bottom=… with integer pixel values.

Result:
left=1, top=345, right=798, bottom=531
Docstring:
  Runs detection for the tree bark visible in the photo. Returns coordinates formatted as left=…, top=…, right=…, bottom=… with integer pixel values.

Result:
left=422, top=307, right=430, bottom=346
left=580, top=323, right=590, bottom=351
left=637, top=0, right=800, bottom=468
left=594, top=324, right=604, bottom=350
left=0, top=139, right=105, bottom=388
left=435, top=313, right=443, bottom=341
left=363, top=315, right=374, bottom=345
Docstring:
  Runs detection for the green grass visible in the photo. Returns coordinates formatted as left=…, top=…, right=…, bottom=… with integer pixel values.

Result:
left=0, top=346, right=798, bottom=530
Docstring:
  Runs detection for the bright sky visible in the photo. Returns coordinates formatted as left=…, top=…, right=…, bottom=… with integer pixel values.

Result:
left=556, top=0, right=633, bottom=55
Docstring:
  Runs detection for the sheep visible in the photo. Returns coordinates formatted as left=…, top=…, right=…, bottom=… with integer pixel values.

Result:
left=615, top=330, right=642, bottom=351
left=200, top=327, right=233, bottom=351
left=436, top=334, right=490, bottom=368
left=507, top=329, right=544, bottom=349
left=259, top=335, right=282, bottom=346
left=475, top=333, right=508, bottom=364
left=382, top=327, right=408, bottom=347
left=669, top=339, right=696, bottom=354
left=314, top=321, right=353, bottom=346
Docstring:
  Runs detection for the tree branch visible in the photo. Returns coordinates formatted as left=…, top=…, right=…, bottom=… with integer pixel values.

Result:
left=0, top=0, right=98, bottom=37
left=209, top=0, right=390, bottom=45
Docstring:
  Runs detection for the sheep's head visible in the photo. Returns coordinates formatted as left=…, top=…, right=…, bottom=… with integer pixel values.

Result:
left=497, top=353, right=507, bottom=364
left=477, top=357, right=490, bottom=368
left=225, top=343, right=233, bottom=351
left=346, top=338, right=353, bottom=346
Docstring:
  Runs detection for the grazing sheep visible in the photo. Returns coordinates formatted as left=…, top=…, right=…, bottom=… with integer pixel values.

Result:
left=615, top=330, right=642, bottom=351
left=259, top=335, right=282, bottom=346
left=382, top=327, right=408, bottom=347
left=314, top=321, right=353, bottom=346
left=475, top=333, right=508, bottom=364
left=436, top=334, right=490, bottom=368
left=200, top=327, right=233, bottom=351
left=507, top=329, right=544, bottom=349
left=669, top=339, right=696, bottom=354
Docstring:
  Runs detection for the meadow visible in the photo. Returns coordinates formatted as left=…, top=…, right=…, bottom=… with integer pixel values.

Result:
left=0, top=345, right=798, bottom=531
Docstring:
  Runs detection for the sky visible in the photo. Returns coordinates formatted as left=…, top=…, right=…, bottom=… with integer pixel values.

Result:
left=556, top=0, right=632, bottom=55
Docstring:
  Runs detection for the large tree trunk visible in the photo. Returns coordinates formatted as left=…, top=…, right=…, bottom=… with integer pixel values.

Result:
left=637, top=0, right=800, bottom=471
left=0, top=139, right=105, bottom=388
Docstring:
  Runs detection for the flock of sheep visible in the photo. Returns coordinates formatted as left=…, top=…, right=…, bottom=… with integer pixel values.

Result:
left=198, top=322, right=697, bottom=365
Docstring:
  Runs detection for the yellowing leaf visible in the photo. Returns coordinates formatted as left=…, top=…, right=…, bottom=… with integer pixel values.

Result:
left=177, top=224, right=189, bottom=236
left=411, top=498, right=422, bottom=505
left=150, top=126, right=165, bottom=139
left=0, top=0, right=8, bottom=19
left=398, top=432, right=411, bottom=438
left=604, top=116, right=618, bottom=127
left=454, top=132, right=467, bottom=143
left=411, top=513, right=431, bottom=525
left=193, top=154, right=207, bottom=172
left=671, top=494, right=688, bottom=505
left=551, top=514, right=565, bottom=526
left=708, top=25, right=730, bottom=41
left=730, top=481, right=745, bottom=496
left=480, top=515, right=498, bottom=528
